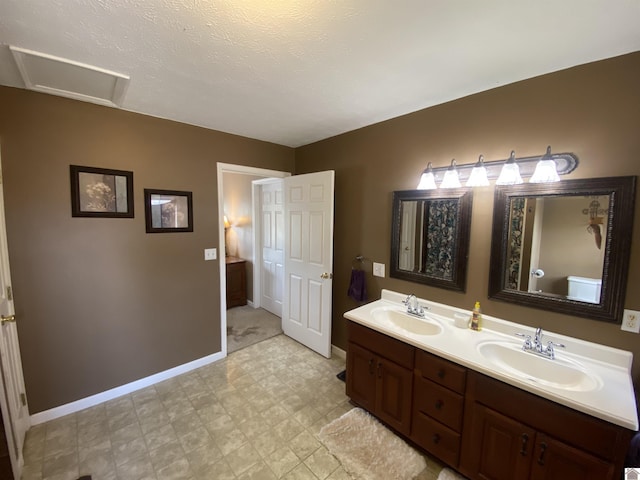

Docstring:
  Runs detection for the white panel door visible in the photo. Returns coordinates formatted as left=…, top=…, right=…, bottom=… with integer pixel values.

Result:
left=260, top=180, right=284, bottom=317
left=399, top=201, right=417, bottom=271
left=0, top=156, right=29, bottom=480
left=283, top=171, right=335, bottom=358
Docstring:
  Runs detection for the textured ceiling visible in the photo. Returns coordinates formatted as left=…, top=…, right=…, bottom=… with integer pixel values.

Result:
left=1, top=1, right=639, bottom=147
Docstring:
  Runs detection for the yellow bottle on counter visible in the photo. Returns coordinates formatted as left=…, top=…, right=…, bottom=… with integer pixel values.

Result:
left=470, top=301, right=482, bottom=331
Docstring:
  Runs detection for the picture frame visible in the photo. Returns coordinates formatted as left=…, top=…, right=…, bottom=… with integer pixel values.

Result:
left=144, top=189, right=193, bottom=233
left=70, top=165, right=134, bottom=218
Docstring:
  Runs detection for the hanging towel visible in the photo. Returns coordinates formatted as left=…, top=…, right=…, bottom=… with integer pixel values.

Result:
left=347, top=268, right=367, bottom=302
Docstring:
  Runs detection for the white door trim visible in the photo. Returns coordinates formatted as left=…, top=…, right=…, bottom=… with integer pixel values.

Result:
left=216, top=163, right=290, bottom=356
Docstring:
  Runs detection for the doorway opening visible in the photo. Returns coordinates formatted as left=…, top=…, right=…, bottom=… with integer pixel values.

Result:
left=217, top=163, right=290, bottom=355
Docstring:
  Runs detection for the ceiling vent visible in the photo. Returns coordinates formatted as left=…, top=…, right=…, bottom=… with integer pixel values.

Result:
left=9, top=46, right=129, bottom=107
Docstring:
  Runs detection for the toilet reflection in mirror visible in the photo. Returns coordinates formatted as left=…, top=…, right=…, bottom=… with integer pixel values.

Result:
left=505, top=195, right=609, bottom=304
left=490, top=176, right=635, bottom=322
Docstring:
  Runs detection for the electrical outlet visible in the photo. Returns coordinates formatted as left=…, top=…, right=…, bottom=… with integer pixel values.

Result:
left=621, top=309, right=640, bottom=333
left=204, top=248, right=217, bottom=261
left=373, top=262, right=385, bottom=278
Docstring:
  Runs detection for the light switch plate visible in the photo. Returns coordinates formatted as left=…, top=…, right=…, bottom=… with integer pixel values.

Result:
left=204, top=248, right=217, bottom=261
left=621, top=309, right=640, bottom=333
left=373, top=262, right=385, bottom=278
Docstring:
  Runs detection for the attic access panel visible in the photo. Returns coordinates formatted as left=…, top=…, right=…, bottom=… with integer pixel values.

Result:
left=10, top=46, right=129, bottom=107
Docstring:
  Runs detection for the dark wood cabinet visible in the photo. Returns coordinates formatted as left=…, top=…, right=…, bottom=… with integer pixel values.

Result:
left=459, top=372, right=629, bottom=480
left=346, top=321, right=414, bottom=436
left=344, top=320, right=633, bottom=480
left=225, top=256, right=247, bottom=308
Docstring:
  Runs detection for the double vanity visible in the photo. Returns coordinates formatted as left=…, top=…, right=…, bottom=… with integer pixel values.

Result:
left=344, top=289, right=638, bottom=480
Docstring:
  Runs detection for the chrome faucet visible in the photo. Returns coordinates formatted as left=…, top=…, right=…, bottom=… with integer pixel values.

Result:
left=403, top=294, right=428, bottom=318
left=516, top=327, right=565, bottom=360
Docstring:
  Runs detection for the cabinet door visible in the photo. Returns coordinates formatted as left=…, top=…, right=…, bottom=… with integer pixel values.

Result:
left=375, top=358, right=413, bottom=436
left=346, top=342, right=376, bottom=411
left=465, top=404, right=535, bottom=480
left=529, top=434, right=614, bottom=480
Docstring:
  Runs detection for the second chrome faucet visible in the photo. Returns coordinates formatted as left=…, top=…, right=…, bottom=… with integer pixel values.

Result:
left=516, top=327, right=565, bottom=360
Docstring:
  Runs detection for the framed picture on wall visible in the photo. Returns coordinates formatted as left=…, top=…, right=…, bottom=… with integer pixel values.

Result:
left=144, top=189, right=193, bottom=233
left=70, top=165, right=134, bottom=218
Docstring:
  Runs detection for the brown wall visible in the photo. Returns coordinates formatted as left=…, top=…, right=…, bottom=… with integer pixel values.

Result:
left=0, top=87, right=294, bottom=413
left=296, top=52, right=640, bottom=383
left=2, top=52, right=640, bottom=415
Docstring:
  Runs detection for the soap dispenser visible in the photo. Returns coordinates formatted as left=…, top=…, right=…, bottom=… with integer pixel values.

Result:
left=470, top=301, right=482, bottom=331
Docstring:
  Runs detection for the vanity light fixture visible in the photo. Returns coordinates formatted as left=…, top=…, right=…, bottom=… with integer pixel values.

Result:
left=529, top=146, right=560, bottom=183
left=496, top=151, right=523, bottom=185
left=417, top=162, right=437, bottom=190
left=416, top=146, right=577, bottom=189
left=465, top=155, right=490, bottom=187
left=440, top=159, right=462, bottom=189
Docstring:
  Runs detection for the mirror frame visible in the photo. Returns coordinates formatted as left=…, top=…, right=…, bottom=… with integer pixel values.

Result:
left=488, top=176, right=636, bottom=322
left=390, top=188, right=473, bottom=292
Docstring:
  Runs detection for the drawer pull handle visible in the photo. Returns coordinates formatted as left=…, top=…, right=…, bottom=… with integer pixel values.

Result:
left=432, top=433, right=441, bottom=444
left=377, top=362, right=382, bottom=379
left=435, top=400, right=443, bottom=410
left=520, top=433, right=529, bottom=456
left=368, top=359, right=374, bottom=375
left=437, top=369, right=445, bottom=379
left=537, top=442, right=547, bottom=465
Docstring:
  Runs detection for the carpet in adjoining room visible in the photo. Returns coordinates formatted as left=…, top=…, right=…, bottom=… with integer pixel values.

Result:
left=226, top=305, right=283, bottom=353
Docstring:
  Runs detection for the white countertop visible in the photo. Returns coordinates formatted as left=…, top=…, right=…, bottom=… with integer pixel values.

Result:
left=343, top=289, right=639, bottom=431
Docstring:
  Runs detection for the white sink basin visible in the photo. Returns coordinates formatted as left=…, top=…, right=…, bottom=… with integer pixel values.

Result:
left=477, top=341, right=601, bottom=392
left=371, top=307, right=443, bottom=336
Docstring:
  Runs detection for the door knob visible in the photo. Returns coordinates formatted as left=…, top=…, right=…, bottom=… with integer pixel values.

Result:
left=1, top=315, right=16, bottom=325
left=320, top=272, right=333, bottom=279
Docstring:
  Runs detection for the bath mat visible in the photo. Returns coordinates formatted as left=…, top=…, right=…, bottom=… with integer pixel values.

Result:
left=437, top=467, right=468, bottom=480
left=318, top=407, right=426, bottom=479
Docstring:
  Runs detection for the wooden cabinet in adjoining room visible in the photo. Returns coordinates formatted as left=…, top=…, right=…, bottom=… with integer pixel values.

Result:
left=225, top=256, right=247, bottom=308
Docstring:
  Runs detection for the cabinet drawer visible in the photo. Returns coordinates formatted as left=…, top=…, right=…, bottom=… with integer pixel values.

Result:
left=414, top=375, right=464, bottom=432
left=415, top=349, right=466, bottom=394
left=347, top=321, right=414, bottom=369
left=412, top=411, right=461, bottom=467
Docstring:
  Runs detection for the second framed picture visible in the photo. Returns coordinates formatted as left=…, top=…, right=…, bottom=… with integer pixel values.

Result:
left=144, top=189, right=193, bottom=233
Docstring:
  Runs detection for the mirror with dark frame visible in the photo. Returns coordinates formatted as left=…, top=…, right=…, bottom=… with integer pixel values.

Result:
left=390, top=189, right=473, bottom=292
left=489, top=176, right=636, bottom=322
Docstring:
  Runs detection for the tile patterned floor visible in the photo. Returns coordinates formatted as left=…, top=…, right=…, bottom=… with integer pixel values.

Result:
left=20, top=334, right=442, bottom=480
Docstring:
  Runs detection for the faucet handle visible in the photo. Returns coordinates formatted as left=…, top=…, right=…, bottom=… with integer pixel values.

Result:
left=515, top=333, right=533, bottom=350
left=545, top=341, right=565, bottom=359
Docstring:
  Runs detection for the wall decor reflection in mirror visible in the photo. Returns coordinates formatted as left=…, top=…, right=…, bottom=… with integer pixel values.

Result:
left=489, top=176, right=636, bottom=322
left=390, top=189, right=473, bottom=291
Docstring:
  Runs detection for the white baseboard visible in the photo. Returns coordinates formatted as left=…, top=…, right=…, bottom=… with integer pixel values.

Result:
left=30, top=350, right=226, bottom=425
left=331, top=344, right=346, bottom=361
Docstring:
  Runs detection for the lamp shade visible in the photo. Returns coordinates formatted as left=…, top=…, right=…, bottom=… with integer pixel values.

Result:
left=440, top=159, right=461, bottom=189
left=496, top=151, right=523, bottom=185
left=417, top=162, right=437, bottom=190
left=529, top=147, right=560, bottom=183
left=466, top=155, right=490, bottom=187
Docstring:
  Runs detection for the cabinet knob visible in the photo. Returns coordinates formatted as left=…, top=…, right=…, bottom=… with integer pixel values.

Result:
left=437, top=369, right=445, bottom=379
left=432, top=433, right=441, bottom=444
left=435, top=399, right=443, bottom=410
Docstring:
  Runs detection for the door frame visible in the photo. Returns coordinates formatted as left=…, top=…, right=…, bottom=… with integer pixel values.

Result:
left=216, top=163, right=290, bottom=356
